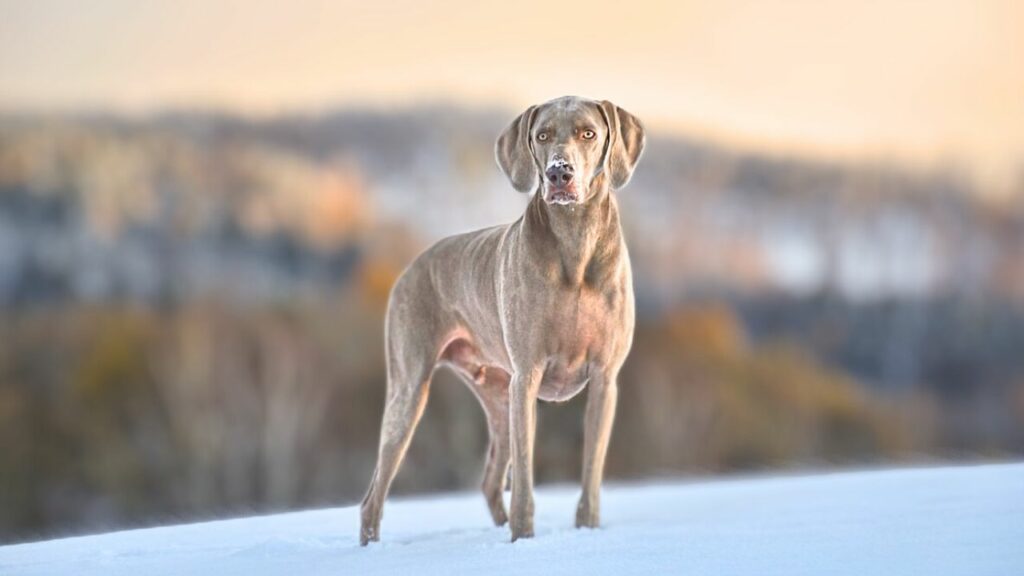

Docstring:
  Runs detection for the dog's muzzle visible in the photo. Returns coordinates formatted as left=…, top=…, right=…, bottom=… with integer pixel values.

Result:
left=544, top=159, right=578, bottom=204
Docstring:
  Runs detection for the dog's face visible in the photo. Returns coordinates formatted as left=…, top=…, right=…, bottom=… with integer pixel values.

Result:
left=530, top=99, right=608, bottom=205
left=496, top=96, right=645, bottom=205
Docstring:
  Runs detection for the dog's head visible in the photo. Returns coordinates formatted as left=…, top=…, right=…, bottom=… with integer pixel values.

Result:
left=495, top=96, right=645, bottom=205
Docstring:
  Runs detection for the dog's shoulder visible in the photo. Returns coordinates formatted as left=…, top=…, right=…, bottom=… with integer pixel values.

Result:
left=427, top=224, right=510, bottom=261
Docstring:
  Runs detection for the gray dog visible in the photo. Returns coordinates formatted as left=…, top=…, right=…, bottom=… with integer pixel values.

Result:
left=360, top=95, right=645, bottom=544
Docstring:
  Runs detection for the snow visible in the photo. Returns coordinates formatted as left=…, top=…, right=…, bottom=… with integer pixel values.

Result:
left=2, top=463, right=1022, bottom=575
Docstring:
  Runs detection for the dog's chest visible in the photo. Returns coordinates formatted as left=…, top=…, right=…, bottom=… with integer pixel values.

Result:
left=549, top=285, right=621, bottom=348
left=534, top=282, right=631, bottom=401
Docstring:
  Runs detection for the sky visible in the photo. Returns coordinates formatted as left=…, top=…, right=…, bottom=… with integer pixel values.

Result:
left=1, top=0, right=1022, bottom=191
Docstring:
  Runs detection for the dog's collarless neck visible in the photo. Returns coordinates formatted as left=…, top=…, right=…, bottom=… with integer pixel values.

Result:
left=522, top=188, right=623, bottom=287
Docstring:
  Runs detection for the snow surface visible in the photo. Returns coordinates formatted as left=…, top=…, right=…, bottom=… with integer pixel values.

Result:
left=2, top=463, right=1022, bottom=575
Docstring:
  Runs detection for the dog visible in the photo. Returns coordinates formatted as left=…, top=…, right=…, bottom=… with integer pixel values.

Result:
left=360, top=96, right=645, bottom=544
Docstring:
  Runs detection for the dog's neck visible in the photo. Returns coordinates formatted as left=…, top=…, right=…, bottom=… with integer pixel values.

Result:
left=521, top=181, right=625, bottom=288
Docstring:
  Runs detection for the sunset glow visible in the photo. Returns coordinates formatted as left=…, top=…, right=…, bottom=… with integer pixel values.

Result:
left=2, top=0, right=1021, bottom=187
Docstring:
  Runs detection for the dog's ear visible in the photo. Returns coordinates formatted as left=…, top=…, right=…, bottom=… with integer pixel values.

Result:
left=495, top=105, right=540, bottom=193
left=599, top=101, right=645, bottom=190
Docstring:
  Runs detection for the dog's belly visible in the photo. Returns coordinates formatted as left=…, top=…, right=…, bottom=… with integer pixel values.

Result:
left=537, top=363, right=589, bottom=402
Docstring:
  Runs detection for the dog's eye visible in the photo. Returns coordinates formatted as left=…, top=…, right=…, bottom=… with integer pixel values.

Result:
left=581, top=130, right=596, bottom=140
left=536, top=132, right=549, bottom=142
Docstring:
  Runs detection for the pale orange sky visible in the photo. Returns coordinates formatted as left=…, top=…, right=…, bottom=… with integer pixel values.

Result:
left=2, top=0, right=1022, bottom=190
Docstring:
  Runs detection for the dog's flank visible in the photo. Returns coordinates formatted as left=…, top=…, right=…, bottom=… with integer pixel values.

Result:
left=360, top=96, right=645, bottom=545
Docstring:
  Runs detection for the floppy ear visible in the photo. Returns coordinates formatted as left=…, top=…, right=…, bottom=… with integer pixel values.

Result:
left=495, top=105, right=540, bottom=193
left=599, top=101, right=646, bottom=190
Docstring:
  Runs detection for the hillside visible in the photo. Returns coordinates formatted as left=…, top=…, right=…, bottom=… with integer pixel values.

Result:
left=2, top=108, right=1023, bottom=543
left=1, top=463, right=1020, bottom=575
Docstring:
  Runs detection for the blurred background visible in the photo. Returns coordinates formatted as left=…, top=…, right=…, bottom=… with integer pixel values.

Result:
left=2, top=0, right=1023, bottom=543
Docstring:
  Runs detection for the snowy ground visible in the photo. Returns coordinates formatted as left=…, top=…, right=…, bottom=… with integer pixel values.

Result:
left=2, top=463, right=1021, bottom=575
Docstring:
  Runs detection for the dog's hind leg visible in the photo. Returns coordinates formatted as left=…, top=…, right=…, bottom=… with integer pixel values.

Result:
left=359, top=362, right=431, bottom=546
left=360, top=325, right=436, bottom=545
left=475, top=368, right=511, bottom=526
left=441, top=339, right=512, bottom=527
left=359, top=357, right=432, bottom=545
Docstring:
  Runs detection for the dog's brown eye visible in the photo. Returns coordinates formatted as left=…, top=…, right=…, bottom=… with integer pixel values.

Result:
left=537, top=132, right=549, bottom=142
left=582, top=130, right=596, bottom=140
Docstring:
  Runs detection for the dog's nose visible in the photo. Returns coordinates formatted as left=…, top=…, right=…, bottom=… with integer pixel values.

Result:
left=545, top=163, right=575, bottom=186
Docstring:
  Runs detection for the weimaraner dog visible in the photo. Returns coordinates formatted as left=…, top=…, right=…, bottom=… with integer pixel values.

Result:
left=360, top=95, right=645, bottom=544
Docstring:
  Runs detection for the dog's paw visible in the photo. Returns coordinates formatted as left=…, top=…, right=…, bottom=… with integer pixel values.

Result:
left=510, top=527, right=535, bottom=542
left=489, top=505, right=509, bottom=527
left=509, top=518, right=535, bottom=542
left=360, top=505, right=381, bottom=546
left=575, top=497, right=600, bottom=529
left=359, top=524, right=379, bottom=546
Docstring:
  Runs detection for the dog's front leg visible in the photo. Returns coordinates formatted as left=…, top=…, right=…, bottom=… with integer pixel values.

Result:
left=576, top=367, right=619, bottom=529
left=509, top=365, right=542, bottom=542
